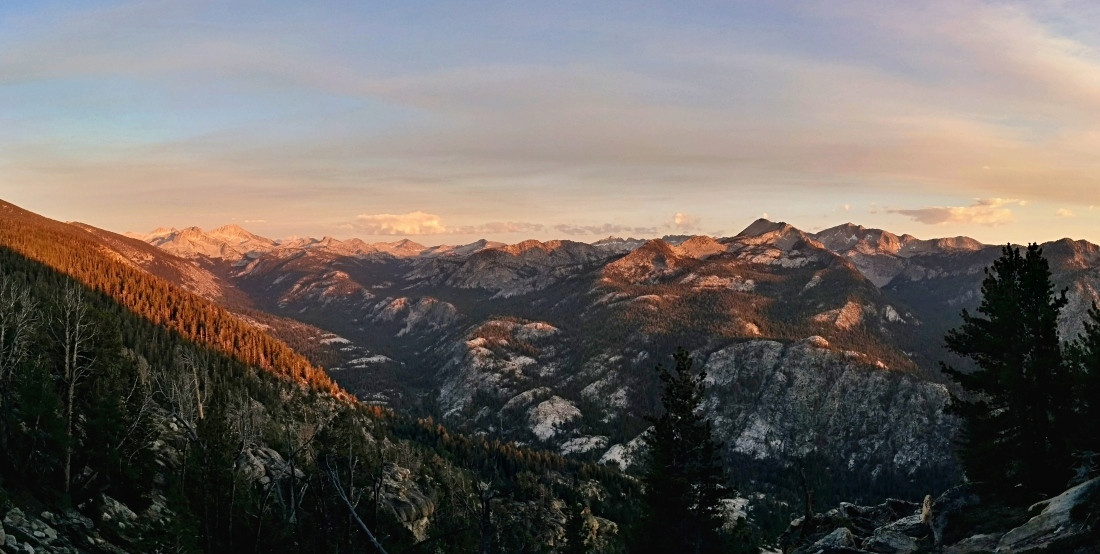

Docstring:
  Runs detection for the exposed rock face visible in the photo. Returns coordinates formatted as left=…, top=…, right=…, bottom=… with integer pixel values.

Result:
left=237, top=446, right=306, bottom=485
left=371, top=296, right=461, bottom=337
left=996, top=477, right=1100, bottom=553
left=700, top=340, right=954, bottom=476
left=560, top=436, right=609, bottom=455
left=445, top=240, right=616, bottom=298
left=602, top=239, right=690, bottom=284
left=812, top=301, right=864, bottom=330
left=379, top=464, right=436, bottom=542
left=599, top=432, right=649, bottom=471
left=435, top=319, right=563, bottom=418
left=528, top=396, right=582, bottom=440
left=141, top=225, right=279, bottom=261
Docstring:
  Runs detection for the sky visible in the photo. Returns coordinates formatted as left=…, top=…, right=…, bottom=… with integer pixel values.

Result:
left=1, top=0, right=1099, bottom=245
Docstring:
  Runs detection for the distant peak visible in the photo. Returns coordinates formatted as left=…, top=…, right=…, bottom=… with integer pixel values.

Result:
left=673, top=235, right=727, bottom=259
left=819, top=222, right=867, bottom=235
left=212, top=224, right=249, bottom=233
left=499, top=239, right=564, bottom=255
left=736, top=218, right=796, bottom=237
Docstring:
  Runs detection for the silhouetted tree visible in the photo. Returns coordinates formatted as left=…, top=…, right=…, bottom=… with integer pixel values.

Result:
left=943, top=244, right=1073, bottom=497
left=1070, top=303, right=1100, bottom=476
left=639, top=348, right=730, bottom=554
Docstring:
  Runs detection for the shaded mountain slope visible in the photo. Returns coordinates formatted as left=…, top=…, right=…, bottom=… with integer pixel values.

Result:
left=0, top=200, right=340, bottom=395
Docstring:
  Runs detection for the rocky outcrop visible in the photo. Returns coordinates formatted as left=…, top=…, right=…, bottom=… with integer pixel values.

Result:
left=781, top=478, right=1100, bottom=554
left=995, top=477, right=1100, bottom=553
left=700, top=340, right=955, bottom=476
left=1, top=505, right=127, bottom=554
left=435, top=319, right=563, bottom=419
left=379, top=464, right=436, bottom=542
left=371, top=296, right=461, bottom=337
left=527, top=396, right=582, bottom=440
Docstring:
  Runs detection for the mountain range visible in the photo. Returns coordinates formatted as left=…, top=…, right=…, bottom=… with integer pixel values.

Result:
left=115, top=215, right=1100, bottom=505
left=4, top=197, right=1099, bottom=545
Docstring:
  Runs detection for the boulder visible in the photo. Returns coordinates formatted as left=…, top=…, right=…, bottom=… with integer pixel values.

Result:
left=930, top=484, right=981, bottom=546
left=943, top=533, right=1003, bottom=554
left=874, top=514, right=929, bottom=539
left=863, top=529, right=918, bottom=553
left=815, top=527, right=857, bottom=549
left=995, top=477, right=1099, bottom=553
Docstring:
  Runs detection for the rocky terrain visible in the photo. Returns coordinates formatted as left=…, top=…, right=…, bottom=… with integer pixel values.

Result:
left=779, top=477, right=1100, bottom=554
left=118, top=217, right=1100, bottom=520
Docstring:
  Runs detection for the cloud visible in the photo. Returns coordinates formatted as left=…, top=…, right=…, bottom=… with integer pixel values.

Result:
left=1055, top=208, right=1075, bottom=218
left=449, top=221, right=547, bottom=235
left=889, top=198, right=1023, bottom=226
left=553, top=223, right=657, bottom=236
left=354, top=212, right=656, bottom=237
left=8, top=0, right=1100, bottom=239
left=355, top=211, right=447, bottom=235
left=245, top=219, right=267, bottom=223
left=671, top=212, right=701, bottom=231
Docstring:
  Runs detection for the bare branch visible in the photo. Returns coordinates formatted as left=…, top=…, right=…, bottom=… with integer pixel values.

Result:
left=325, top=460, right=390, bottom=554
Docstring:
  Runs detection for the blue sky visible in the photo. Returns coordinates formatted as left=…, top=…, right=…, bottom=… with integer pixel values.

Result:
left=1, top=0, right=1099, bottom=244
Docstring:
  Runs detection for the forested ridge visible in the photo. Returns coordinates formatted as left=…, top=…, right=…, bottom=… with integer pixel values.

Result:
left=0, top=201, right=339, bottom=396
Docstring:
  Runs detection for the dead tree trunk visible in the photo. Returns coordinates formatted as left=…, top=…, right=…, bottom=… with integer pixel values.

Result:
left=325, top=461, right=389, bottom=554
left=53, top=283, right=96, bottom=494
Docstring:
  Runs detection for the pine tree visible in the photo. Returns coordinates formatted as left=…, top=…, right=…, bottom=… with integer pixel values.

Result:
left=1072, top=303, right=1100, bottom=465
left=638, top=348, right=729, bottom=554
left=942, top=244, right=1073, bottom=497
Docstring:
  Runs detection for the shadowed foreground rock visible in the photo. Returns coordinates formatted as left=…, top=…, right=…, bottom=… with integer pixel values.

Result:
left=778, top=477, right=1100, bottom=554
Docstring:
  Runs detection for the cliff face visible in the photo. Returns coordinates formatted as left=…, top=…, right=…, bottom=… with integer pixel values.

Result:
left=700, top=340, right=954, bottom=477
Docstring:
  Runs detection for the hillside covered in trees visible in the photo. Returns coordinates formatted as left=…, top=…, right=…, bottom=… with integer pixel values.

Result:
left=0, top=205, right=661, bottom=553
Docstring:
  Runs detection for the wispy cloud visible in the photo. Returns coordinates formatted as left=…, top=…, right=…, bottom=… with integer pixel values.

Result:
left=354, top=211, right=654, bottom=237
left=4, top=1, right=1100, bottom=241
left=1055, top=208, right=1075, bottom=218
left=356, top=212, right=447, bottom=235
left=553, top=223, right=656, bottom=236
left=889, top=198, right=1024, bottom=226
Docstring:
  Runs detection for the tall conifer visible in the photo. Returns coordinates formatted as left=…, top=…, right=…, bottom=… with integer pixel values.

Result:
left=639, top=348, right=729, bottom=554
left=943, top=244, right=1072, bottom=496
left=1074, top=303, right=1100, bottom=458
